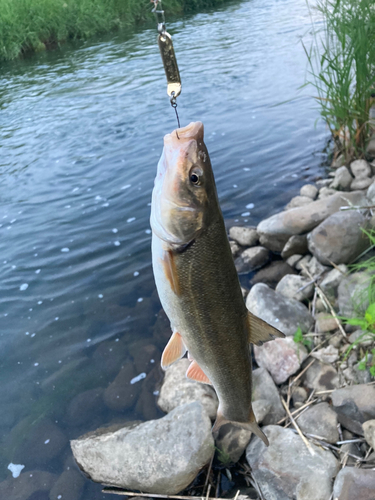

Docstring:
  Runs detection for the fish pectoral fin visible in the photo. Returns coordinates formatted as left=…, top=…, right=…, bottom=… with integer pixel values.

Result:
left=186, top=360, right=211, bottom=385
left=161, top=250, right=181, bottom=295
left=247, top=311, right=285, bottom=346
left=161, top=331, right=187, bottom=369
left=212, top=407, right=269, bottom=447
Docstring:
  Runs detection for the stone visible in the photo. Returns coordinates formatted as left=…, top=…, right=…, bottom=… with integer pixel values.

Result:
left=49, top=469, right=85, bottom=500
left=92, top=340, right=128, bottom=379
left=318, top=186, right=337, bottom=199
left=235, top=246, right=270, bottom=273
left=246, top=283, right=314, bottom=336
left=285, top=195, right=312, bottom=210
left=229, top=226, right=259, bottom=247
left=13, top=419, right=68, bottom=468
left=348, top=329, right=375, bottom=346
left=367, top=180, right=375, bottom=205
left=331, top=154, right=345, bottom=169
left=300, top=184, right=318, bottom=199
left=295, top=254, right=311, bottom=271
left=275, top=274, right=314, bottom=301
left=0, top=471, right=57, bottom=500
left=128, top=342, right=161, bottom=374
left=257, top=191, right=367, bottom=252
left=135, top=366, right=164, bottom=421
left=253, top=399, right=272, bottom=423
left=153, top=309, right=172, bottom=344
left=333, top=467, right=375, bottom=500
left=286, top=254, right=303, bottom=268
left=307, top=210, right=369, bottom=265
left=330, top=166, right=353, bottom=190
left=65, top=388, right=105, bottom=427
left=331, top=384, right=375, bottom=435
left=366, top=137, right=375, bottom=157
left=246, top=425, right=339, bottom=500
left=337, top=272, right=374, bottom=317
left=254, top=337, right=308, bottom=385
left=103, top=362, right=142, bottom=412
left=363, top=419, right=375, bottom=449
left=250, top=261, right=297, bottom=289
left=303, top=359, right=340, bottom=392
left=157, top=359, right=218, bottom=419
left=297, top=402, right=339, bottom=443
left=230, top=240, right=241, bottom=258
left=300, top=255, right=329, bottom=277
left=291, top=386, right=308, bottom=407
left=252, top=368, right=285, bottom=425
left=315, top=313, right=338, bottom=333
left=350, top=159, right=373, bottom=190
left=320, top=264, right=348, bottom=299
left=281, top=235, right=308, bottom=259
left=311, top=345, right=339, bottom=363
left=71, top=402, right=214, bottom=494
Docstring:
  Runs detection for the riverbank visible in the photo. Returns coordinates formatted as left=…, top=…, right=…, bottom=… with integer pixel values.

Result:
left=0, top=0, right=227, bottom=62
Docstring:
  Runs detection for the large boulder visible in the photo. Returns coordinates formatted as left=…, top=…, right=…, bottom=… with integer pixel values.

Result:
left=246, top=426, right=339, bottom=500
left=246, top=283, right=314, bottom=336
left=257, top=191, right=367, bottom=252
left=71, top=402, right=214, bottom=495
left=307, top=210, right=369, bottom=265
left=157, top=359, right=218, bottom=419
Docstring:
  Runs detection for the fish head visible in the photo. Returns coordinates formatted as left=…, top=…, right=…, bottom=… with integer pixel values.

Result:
left=151, top=121, right=219, bottom=247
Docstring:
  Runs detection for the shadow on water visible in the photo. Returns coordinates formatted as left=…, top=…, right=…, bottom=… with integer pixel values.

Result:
left=0, top=0, right=327, bottom=497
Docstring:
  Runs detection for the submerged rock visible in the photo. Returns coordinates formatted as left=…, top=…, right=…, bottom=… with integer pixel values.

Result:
left=246, top=425, right=339, bottom=500
left=49, top=469, right=85, bottom=500
left=103, top=362, right=142, bottom=412
left=157, top=359, right=218, bottom=419
left=246, top=283, right=314, bottom=336
left=0, top=470, right=57, bottom=500
left=71, top=402, right=214, bottom=495
left=333, top=467, right=375, bottom=500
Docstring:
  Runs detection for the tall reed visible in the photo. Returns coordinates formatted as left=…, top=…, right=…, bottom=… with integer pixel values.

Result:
left=304, top=0, right=375, bottom=160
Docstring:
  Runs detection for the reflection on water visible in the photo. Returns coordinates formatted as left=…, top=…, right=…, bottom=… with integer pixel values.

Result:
left=0, top=0, right=327, bottom=497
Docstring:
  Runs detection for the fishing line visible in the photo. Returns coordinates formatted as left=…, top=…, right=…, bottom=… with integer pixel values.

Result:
left=151, top=0, right=182, bottom=136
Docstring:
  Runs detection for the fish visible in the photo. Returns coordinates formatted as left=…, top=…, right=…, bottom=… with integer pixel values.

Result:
left=150, top=121, right=284, bottom=446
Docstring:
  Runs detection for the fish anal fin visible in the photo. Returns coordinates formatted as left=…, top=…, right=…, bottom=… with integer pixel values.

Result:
left=161, top=250, right=180, bottom=296
left=247, top=311, right=285, bottom=346
left=213, top=407, right=269, bottom=447
left=161, top=331, right=186, bottom=370
left=186, top=360, right=211, bottom=385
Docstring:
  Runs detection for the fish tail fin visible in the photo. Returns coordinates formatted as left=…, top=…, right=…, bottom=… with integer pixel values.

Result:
left=212, top=407, right=269, bottom=447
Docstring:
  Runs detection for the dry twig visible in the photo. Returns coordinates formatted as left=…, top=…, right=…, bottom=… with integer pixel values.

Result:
left=281, top=398, right=315, bottom=456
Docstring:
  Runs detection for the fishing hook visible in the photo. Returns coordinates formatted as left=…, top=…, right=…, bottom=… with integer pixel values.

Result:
left=170, top=92, right=180, bottom=139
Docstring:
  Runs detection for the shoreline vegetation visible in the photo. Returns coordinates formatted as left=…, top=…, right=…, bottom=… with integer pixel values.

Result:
left=0, top=0, right=227, bottom=62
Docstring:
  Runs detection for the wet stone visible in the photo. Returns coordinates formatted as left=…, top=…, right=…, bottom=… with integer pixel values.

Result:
left=65, top=388, right=105, bottom=428
left=92, top=339, right=127, bottom=378
left=297, top=402, right=339, bottom=443
left=0, top=471, right=57, bottom=500
left=49, top=469, right=85, bottom=500
left=128, top=342, right=160, bottom=374
left=103, top=362, right=142, bottom=412
left=157, top=359, right=218, bottom=419
left=229, top=226, right=259, bottom=247
left=250, top=261, right=297, bottom=289
left=135, top=366, right=164, bottom=421
left=333, top=467, right=375, bottom=500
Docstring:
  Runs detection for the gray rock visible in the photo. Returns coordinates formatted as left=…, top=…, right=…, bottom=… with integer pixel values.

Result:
left=331, top=384, right=375, bottom=435
left=71, top=402, right=214, bottom=494
left=65, top=388, right=105, bottom=427
left=300, top=184, right=318, bottom=200
left=286, top=254, right=303, bottom=268
left=250, top=261, right=297, bottom=289
left=246, top=283, right=314, bottom=336
left=316, top=179, right=334, bottom=187
left=307, top=210, right=369, bottom=265
left=318, top=186, right=337, bottom=199
left=103, top=362, right=142, bottom=412
left=315, top=313, right=338, bottom=333
left=366, top=180, right=375, bottom=204
left=366, top=137, right=375, bottom=157
left=311, top=345, right=339, bottom=363
left=235, top=246, right=270, bottom=273
left=291, top=386, right=308, bottom=407
left=333, top=467, right=375, bottom=500
left=252, top=367, right=285, bottom=425
left=281, top=235, right=308, bottom=259
left=285, top=195, right=312, bottom=210
left=49, top=469, right=85, bottom=500
left=352, top=176, right=374, bottom=190
left=337, top=271, right=374, bottom=317
left=253, top=399, right=272, bottom=423
left=297, top=402, right=339, bottom=443
left=246, top=425, right=339, bottom=500
left=350, top=159, right=373, bottom=190
left=230, top=240, right=241, bottom=258
left=303, top=359, right=340, bottom=392
left=257, top=191, right=367, bottom=252
left=348, top=329, right=375, bottom=346
left=331, top=154, right=345, bottom=169
left=363, top=419, right=375, bottom=448
left=275, top=274, right=314, bottom=301
left=295, top=254, right=312, bottom=271
left=0, top=471, right=57, bottom=500
left=320, top=264, right=348, bottom=298
left=330, top=166, right=353, bottom=190
left=157, top=359, right=218, bottom=419
left=229, top=226, right=259, bottom=247
left=300, top=255, right=329, bottom=277
left=129, top=342, right=161, bottom=374
left=254, top=337, right=308, bottom=384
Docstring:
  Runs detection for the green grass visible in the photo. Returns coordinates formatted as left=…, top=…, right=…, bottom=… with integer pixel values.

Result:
left=304, top=0, right=375, bottom=161
left=0, top=0, right=226, bottom=61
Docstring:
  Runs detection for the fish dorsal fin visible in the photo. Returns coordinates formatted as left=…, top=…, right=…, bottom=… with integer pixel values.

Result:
left=161, top=331, right=187, bottom=369
left=161, top=250, right=180, bottom=295
left=186, top=360, right=211, bottom=385
left=247, top=311, right=285, bottom=346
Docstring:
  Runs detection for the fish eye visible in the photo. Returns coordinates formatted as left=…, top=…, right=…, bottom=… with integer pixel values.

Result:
left=189, top=167, right=203, bottom=186
left=190, top=173, right=200, bottom=184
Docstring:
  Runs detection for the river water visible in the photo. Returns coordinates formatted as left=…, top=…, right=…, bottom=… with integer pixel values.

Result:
left=0, top=0, right=327, bottom=497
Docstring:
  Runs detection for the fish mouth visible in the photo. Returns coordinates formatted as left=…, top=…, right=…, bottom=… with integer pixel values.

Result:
left=164, top=121, right=204, bottom=146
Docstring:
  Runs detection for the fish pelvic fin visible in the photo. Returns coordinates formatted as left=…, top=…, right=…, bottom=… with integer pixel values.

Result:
left=247, top=311, right=285, bottom=346
left=212, top=407, right=269, bottom=447
left=161, top=331, right=187, bottom=369
left=186, top=360, right=211, bottom=385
